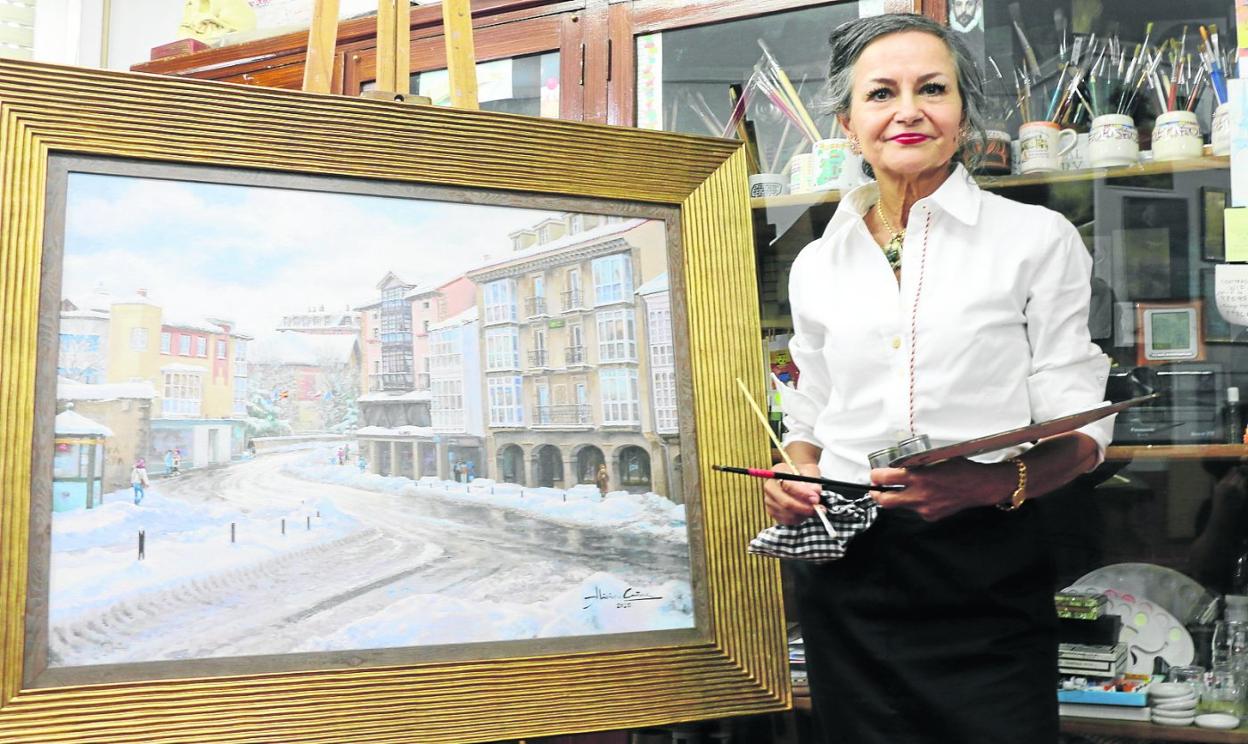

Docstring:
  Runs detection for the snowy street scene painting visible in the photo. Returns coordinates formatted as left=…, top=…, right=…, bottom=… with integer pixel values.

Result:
left=47, top=166, right=692, bottom=671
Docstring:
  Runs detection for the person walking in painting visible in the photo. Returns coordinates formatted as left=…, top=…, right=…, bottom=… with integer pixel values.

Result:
left=357, top=454, right=367, bottom=474
left=163, top=449, right=175, bottom=476
left=130, top=458, right=150, bottom=505
left=595, top=463, right=610, bottom=496
left=466, top=460, right=476, bottom=481
left=171, top=447, right=182, bottom=476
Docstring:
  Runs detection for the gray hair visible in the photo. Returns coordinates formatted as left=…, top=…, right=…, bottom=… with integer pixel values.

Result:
left=817, top=13, right=989, bottom=177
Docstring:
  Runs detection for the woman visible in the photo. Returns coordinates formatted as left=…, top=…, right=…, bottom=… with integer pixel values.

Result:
left=130, top=458, right=150, bottom=505
left=764, top=14, right=1112, bottom=744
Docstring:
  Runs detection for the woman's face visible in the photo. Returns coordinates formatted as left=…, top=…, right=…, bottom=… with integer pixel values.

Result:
left=838, top=31, right=964, bottom=182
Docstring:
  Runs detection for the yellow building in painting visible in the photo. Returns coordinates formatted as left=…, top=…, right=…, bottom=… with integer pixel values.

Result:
left=103, top=290, right=250, bottom=467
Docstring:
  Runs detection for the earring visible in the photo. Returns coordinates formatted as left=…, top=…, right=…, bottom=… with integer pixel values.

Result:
left=848, top=133, right=861, bottom=154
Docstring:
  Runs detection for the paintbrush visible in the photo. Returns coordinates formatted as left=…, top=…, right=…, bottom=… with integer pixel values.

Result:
left=1009, top=3, right=1043, bottom=91
left=757, top=39, right=820, bottom=140
left=732, top=377, right=840, bottom=538
left=711, top=465, right=903, bottom=496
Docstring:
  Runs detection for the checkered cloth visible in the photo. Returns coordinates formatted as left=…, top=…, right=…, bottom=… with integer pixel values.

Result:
left=748, top=492, right=879, bottom=563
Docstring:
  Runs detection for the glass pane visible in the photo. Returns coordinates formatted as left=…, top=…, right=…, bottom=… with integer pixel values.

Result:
left=750, top=2, right=1248, bottom=664
left=407, top=51, right=561, bottom=118
left=976, top=0, right=1233, bottom=143
left=636, top=4, right=860, bottom=172
left=53, top=442, right=82, bottom=479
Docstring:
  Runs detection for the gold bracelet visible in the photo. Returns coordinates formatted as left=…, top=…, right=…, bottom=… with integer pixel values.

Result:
left=996, top=458, right=1027, bottom=512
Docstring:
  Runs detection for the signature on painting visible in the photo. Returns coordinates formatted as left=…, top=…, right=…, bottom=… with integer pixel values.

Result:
left=582, top=586, right=663, bottom=610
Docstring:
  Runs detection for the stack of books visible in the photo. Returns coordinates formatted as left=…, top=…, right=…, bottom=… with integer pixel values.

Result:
left=788, top=630, right=807, bottom=686
left=1053, top=588, right=1149, bottom=720
left=1054, top=588, right=1122, bottom=648
left=1055, top=589, right=1109, bottom=620
left=1058, top=642, right=1128, bottom=679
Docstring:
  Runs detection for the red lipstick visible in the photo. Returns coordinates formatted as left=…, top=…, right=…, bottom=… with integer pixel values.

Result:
left=890, top=133, right=931, bottom=145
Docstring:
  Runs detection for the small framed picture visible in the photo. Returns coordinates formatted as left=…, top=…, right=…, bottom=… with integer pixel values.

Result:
left=1201, top=267, right=1245, bottom=342
left=1119, top=196, right=1190, bottom=300
left=1135, top=300, right=1206, bottom=366
left=1202, top=186, right=1229, bottom=262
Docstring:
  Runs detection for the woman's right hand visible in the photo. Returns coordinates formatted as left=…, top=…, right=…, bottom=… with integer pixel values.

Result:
left=763, top=462, right=824, bottom=525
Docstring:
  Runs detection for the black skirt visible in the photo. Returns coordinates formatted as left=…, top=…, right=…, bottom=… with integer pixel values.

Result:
left=791, top=503, right=1059, bottom=744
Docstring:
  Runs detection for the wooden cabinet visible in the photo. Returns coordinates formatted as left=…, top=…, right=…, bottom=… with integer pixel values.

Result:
left=134, top=3, right=1248, bottom=742
left=132, top=0, right=934, bottom=124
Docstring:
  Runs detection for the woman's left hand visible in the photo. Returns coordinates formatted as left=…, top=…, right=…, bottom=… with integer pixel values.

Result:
left=870, top=457, right=1015, bottom=521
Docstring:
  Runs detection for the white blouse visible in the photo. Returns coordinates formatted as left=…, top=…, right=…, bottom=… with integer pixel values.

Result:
left=781, top=165, right=1113, bottom=483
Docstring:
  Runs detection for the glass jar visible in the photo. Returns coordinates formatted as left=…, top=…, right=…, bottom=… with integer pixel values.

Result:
left=1199, top=665, right=1245, bottom=717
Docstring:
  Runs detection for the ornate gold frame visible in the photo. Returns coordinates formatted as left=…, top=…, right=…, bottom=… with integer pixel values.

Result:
left=0, top=60, right=784, bottom=742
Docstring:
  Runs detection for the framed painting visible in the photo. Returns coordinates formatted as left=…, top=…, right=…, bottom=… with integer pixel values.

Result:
left=1201, top=186, right=1229, bottom=262
left=1118, top=196, right=1191, bottom=301
left=0, top=60, right=784, bottom=742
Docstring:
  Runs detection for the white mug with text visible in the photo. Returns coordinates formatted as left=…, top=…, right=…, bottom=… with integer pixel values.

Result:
left=1018, top=121, right=1078, bottom=174
left=1088, top=114, right=1139, bottom=168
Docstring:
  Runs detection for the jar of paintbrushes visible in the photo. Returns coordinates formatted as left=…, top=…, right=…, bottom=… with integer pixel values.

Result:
left=1148, top=24, right=1225, bottom=161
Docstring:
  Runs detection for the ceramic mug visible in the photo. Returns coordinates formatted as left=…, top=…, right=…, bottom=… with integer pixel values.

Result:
left=1213, top=103, right=1231, bottom=157
left=748, top=173, right=787, bottom=198
left=1018, top=120, right=1078, bottom=173
left=789, top=153, right=819, bottom=194
left=1152, top=110, right=1203, bottom=161
left=811, top=137, right=851, bottom=190
left=838, top=152, right=866, bottom=190
left=1088, top=114, right=1140, bottom=168
left=969, top=129, right=1012, bottom=174
left=1061, top=133, right=1091, bottom=170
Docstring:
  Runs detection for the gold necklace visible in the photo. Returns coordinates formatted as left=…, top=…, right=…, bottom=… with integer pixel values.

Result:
left=875, top=201, right=904, bottom=271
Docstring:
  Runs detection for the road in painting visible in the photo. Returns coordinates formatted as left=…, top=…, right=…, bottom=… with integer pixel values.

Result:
left=48, top=446, right=691, bottom=666
left=49, top=169, right=691, bottom=667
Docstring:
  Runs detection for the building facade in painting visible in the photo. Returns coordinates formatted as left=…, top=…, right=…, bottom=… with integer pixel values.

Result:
left=58, top=289, right=252, bottom=470
left=467, top=213, right=679, bottom=501
left=56, top=378, right=157, bottom=493
left=355, top=274, right=482, bottom=479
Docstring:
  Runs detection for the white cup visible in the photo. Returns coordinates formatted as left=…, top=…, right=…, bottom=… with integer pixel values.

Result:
left=811, top=138, right=851, bottom=191
left=1213, top=103, right=1231, bottom=156
left=1088, top=114, right=1140, bottom=168
left=1061, top=133, right=1091, bottom=170
left=1152, top=110, right=1203, bottom=161
left=788, top=153, right=818, bottom=194
left=1018, top=120, right=1078, bottom=173
left=748, top=173, right=787, bottom=198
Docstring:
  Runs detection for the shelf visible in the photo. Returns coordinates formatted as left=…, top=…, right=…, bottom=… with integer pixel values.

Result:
left=752, top=188, right=842, bottom=210
left=799, top=689, right=1247, bottom=740
left=1061, top=715, right=1248, bottom=742
left=979, top=151, right=1228, bottom=189
left=1106, top=444, right=1248, bottom=461
left=749, top=153, right=1229, bottom=211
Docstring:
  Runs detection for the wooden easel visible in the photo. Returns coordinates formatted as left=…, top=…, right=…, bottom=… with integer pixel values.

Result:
left=301, top=0, right=479, bottom=110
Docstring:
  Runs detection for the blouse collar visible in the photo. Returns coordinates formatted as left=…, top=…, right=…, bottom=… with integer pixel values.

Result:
left=830, top=163, right=983, bottom=235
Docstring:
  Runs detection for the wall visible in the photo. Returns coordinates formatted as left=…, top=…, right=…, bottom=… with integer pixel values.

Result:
left=33, top=0, right=174, bottom=70
left=104, top=0, right=181, bottom=69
